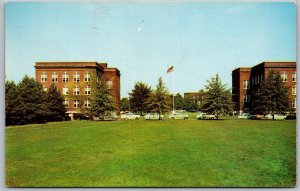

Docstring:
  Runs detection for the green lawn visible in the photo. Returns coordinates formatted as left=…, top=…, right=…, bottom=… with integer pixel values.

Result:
left=6, top=118, right=296, bottom=187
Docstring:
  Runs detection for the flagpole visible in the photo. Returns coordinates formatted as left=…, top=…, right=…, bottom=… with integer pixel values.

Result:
left=172, top=69, right=175, bottom=113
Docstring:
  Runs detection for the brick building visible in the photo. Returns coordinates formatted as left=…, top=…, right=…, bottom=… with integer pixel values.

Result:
left=184, top=92, right=205, bottom=106
left=35, top=62, right=120, bottom=118
left=232, top=61, right=296, bottom=114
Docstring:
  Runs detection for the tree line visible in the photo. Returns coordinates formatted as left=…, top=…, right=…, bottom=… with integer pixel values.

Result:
left=122, top=74, right=234, bottom=119
left=6, top=71, right=292, bottom=125
left=6, top=75, right=67, bottom=125
left=122, top=72, right=292, bottom=119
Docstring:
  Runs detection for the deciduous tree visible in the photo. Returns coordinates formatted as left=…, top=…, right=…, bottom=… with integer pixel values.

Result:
left=120, top=97, right=130, bottom=111
left=129, top=82, right=152, bottom=115
left=17, top=75, right=48, bottom=124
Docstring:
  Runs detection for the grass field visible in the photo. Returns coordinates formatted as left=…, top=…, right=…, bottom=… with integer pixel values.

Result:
left=6, top=118, right=296, bottom=187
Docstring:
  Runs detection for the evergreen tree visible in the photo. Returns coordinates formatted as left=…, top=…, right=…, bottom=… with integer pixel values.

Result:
left=45, top=83, right=67, bottom=122
left=90, top=80, right=114, bottom=120
left=174, top=93, right=184, bottom=110
left=5, top=81, right=22, bottom=125
left=252, top=71, right=290, bottom=119
left=129, top=82, right=152, bottom=115
left=202, top=74, right=232, bottom=119
left=147, top=77, right=171, bottom=119
left=17, top=75, right=48, bottom=124
left=120, top=97, right=130, bottom=111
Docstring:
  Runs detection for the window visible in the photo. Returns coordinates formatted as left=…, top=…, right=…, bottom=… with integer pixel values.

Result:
left=243, top=80, right=250, bottom=89
left=84, top=85, right=91, bottom=95
left=292, top=85, right=296, bottom=95
left=243, top=95, right=250, bottom=102
left=292, top=72, right=296, bottom=82
left=63, top=85, right=69, bottom=95
left=73, top=85, right=80, bottom=95
left=52, top=72, right=58, bottom=82
left=106, top=80, right=113, bottom=89
left=64, top=99, right=69, bottom=108
left=41, top=72, right=47, bottom=82
left=260, top=74, right=263, bottom=82
left=84, top=72, right=91, bottom=82
left=292, top=98, right=297, bottom=108
left=84, top=99, right=91, bottom=108
left=74, top=100, right=79, bottom=108
left=281, top=71, right=287, bottom=82
left=73, top=72, right=80, bottom=82
left=63, top=72, right=69, bottom=82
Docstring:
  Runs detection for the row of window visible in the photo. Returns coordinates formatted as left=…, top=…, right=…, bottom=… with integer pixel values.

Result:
left=64, top=99, right=91, bottom=108
left=243, top=72, right=296, bottom=89
left=243, top=95, right=297, bottom=108
left=252, top=85, right=296, bottom=96
left=63, top=85, right=92, bottom=95
left=41, top=72, right=91, bottom=83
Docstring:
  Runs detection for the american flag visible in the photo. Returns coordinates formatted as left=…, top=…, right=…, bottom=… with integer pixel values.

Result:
left=167, top=66, right=174, bottom=74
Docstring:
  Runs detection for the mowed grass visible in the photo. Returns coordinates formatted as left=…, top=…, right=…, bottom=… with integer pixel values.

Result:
left=6, top=118, right=296, bottom=187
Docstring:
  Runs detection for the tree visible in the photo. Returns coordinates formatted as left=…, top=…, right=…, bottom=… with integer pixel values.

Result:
left=147, top=77, right=172, bottom=119
left=5, top=81, right=22, bottom=125
left=90, top=80, right=114, bottom=120
left=17, top=75, right=48, bottom=124
left=183, top=98, right=198, bottom=111
left=120, top=97, right=130, bottom=111
left=202, top=74, right=233, bottom=119
left=129, top=82, right=152, bottom=115
left=45, top=83, right=67, bottom=122
left=174, top=93, right=184, bottom=110
left=252, top=71, right=290, bottom=119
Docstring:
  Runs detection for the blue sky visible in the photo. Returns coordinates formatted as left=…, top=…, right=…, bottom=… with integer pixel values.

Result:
left=5, top=2, right=296, bottom=97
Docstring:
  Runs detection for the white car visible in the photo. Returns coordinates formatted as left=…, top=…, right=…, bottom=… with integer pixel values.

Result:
left=237, top=113, right=255, bottom=119
left=196, top=112, right=216, bottom=120
left=120, top=113, right=140, bottom=120
left=265, top=114, right=287, bottom=120
left=144, top=113, right=164, bottom=120
left=168, top=113, right=189, bottom=120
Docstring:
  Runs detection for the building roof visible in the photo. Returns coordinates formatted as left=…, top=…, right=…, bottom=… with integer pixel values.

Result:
left=253, top=61, right=296, bottom=68
left=35, top=62, right=120, bottom=75
left=232, top=67, right=252, bottom=73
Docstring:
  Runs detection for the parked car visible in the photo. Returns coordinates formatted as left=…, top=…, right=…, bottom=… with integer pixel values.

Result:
left=120, top=112, right=140, bottom=120
left=265, top=114, right=287, bottom=120
left=104, top=113, right=119, bottom=121
left=144, top=113, right=164, bottom=120
left=285, top=114, right=296, bottom=120
left=196, top=112, right=216, bottom=120
left=237, top=113, right=256, bottom=119
left=168, top=112, right=189, bottom=120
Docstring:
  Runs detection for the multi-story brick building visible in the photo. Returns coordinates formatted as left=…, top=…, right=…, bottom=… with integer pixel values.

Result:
left=184, top=92, right=205, bottom=106
left=232, top=61, right=296, bottom=114
left=35, top=62, right=120, bottom=118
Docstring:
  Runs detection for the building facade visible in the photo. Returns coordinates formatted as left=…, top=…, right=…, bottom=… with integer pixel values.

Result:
left=232, top=61, right=296, bottom=114
left=35, top=62, right=121, bottom=117
left=184, top=92, right=205, bottom=106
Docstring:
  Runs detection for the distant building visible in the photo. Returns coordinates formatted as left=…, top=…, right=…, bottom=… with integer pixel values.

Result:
left=35, top=62, right=121, bottom=118
left=184, top=92, right=205, bottom=105
left=232, top=61, right=296, bottom=114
